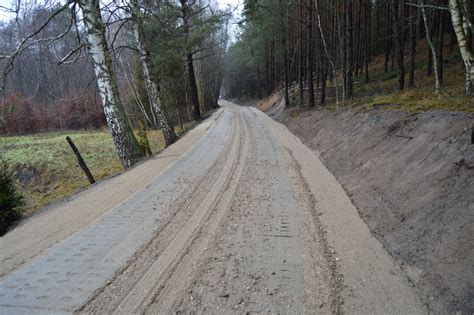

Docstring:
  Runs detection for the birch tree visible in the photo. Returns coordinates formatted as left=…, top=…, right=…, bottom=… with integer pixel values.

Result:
left=420, top=0, right=441, bottom=92
left=129, top=0, right=177, bottom=146
left=78, top=0, right=143, bottom=168
left=448, top=0, right=474, bottom=95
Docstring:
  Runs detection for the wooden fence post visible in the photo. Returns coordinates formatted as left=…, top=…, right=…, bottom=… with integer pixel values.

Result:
left=66, top=136, right=96, bottom=184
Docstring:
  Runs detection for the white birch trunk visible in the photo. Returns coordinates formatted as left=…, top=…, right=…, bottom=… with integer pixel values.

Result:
left=78, top=0, right=143, bottom=168
left=315, top=1, right=339, bottom=106
left=420, top=0, right=441, bottom=93
left=130, top=0, right=177, bottom=146
left=449, top=0, right=474, bottom=96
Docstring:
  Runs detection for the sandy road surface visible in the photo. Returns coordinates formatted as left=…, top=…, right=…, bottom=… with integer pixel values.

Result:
left=0, top=101, right=425, bottom=314
left=0, top=111, right=220, bottom=279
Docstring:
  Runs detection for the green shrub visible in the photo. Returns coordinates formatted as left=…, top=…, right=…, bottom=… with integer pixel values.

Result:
left=0, top=161, right=24, bottom=235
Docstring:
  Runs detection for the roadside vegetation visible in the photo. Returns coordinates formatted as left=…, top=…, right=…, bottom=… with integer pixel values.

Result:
left=0, top=0, right=231, bottom=216
left=0, top=126, right=192, bottom=214
left=0, top=161, right=23, bottom=234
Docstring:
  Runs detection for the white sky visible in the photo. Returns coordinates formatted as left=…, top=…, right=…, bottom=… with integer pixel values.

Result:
left=0, top=0, right=243, bottom=40
left=0, top=0, right=15, bottom=21
left=0, top=0, right=243, bottom=19
left=216, top=0, right=242, bottom=41
left=217, top=0, right=241, bottom=9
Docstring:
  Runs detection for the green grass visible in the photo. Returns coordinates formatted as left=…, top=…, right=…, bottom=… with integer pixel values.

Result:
left=0, top=126, right=192, bottom=214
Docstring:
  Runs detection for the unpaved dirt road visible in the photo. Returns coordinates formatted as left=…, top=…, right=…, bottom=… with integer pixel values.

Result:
left=0, top=101, right=426, bottom=314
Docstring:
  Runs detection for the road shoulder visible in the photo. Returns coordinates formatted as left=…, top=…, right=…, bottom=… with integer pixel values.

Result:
left=0, top=109, right=223, bottom=278
left=252, top=107, right=427, bottom=314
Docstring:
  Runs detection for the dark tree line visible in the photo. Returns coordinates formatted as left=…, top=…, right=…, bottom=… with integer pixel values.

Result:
left=223, top=0, right=474, bottom=104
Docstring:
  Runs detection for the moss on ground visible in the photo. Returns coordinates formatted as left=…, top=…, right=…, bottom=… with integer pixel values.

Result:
left=293, top=39, right=474, bottom=114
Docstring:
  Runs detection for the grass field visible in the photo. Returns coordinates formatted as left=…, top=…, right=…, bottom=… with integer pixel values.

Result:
left=0, top=127, right=191, bottom=215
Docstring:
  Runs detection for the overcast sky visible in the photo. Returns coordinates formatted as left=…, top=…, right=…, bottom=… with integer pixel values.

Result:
left=217, top=0, right=241, bottom=8
left=0, top=0, right=242, bottom=18
left=0, top=0, right=243, bottom=39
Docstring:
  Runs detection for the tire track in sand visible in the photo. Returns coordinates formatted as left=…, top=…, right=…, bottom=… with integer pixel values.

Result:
left=81, top=107, right=249, bottom=314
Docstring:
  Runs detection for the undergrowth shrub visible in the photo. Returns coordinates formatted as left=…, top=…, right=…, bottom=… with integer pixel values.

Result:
left=0, top=161, right=23, bottom=235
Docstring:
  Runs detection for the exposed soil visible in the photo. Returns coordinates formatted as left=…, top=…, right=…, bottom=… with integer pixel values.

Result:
left=276, top=104, right=474, bottom=314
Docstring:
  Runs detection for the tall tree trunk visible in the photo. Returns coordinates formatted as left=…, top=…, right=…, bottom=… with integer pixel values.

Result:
left=315, top=0, right=339, bottom=105
left=345, top=0, right=354, bottom=100
left=340, top=0, right=347, bottom=101
left=437, top=9, right=445, bottom=85
left=384, top=2, right=392, bottom=73
left=364, top=0, right=371, bottom=83
left=130, top=0, right=177, bottom=146
left=391, top=0, right=405, bottom=90
left=180, top=0, right=201, bottom=120
left=279, top=0, right=290, bottom=108
left=186, top=56, right=200, bottom=119
left=307, top=0, right=315, bottom=107
left=449, top=0, right=474, bottom=95
left=409, top=3, right=417, bottom=87
left=298, top=0, right=305, bottom=106
left=420, top=0, right=442, bottom=92
left=461, top=0, right=472, bottom=51
left=78, top=0, right=143, bottom=168
left=319, top=32, right=327, bottom=105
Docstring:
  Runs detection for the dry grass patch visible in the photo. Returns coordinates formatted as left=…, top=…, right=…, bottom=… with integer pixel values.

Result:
left=0, top=125, right=192, bottom=214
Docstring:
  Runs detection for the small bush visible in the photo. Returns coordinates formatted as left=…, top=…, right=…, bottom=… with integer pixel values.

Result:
left=0, top=161, right=24, bottom=235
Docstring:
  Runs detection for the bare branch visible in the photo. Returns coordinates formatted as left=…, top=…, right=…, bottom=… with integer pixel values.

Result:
left=57, top=43, right=85, bottom=65
left=0, top=1, right=73, bottom=91
left=406, top=2, right=449, bottom=11
left=110, top=44, right=139, bottom=53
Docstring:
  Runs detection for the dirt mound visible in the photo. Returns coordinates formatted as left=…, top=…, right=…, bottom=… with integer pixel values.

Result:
left=277, top=106, right=474, bottom=314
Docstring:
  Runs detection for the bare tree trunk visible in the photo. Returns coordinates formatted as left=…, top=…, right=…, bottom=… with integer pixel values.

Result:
left=319, top=31, right=326, bottom=105
left=391, top=0, right=405, bottom=90
left=420, top=0, right=442, bottom=93
left=384, top=2, right=392, bottom=73
left=279, top=0, right=290, bottom=108
left=364, top=0, right=371, bottom=83
left=409, top=3, right=417, bottom=87
left=461, top=0, right=473, bottom=50
left=298, top=0, right=305, bottom=106
left=437, top=9, right=445, bottom=85
left=78, top=0, right=143, bottom=168
left=345, top=0, right=354, bottom=100
left=449, top=0, right=474, bottom=95
left=130, top=0, right=177, bottom=146
left=339, top=0, right=347, bottom=102
left=186, top=56, right=201, bottom=119
left=180, top=0, right=201, bottom=120
left=315, top=0, right=339, bottom=106
left=307, top=0, right=315, bottom=107
left=120, top=59, right=155, bottom=128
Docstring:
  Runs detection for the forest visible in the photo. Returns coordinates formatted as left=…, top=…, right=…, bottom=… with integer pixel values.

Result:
left=0, top=0, right=230, bottom=166
left=224, top=0, right=474, bottom=113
